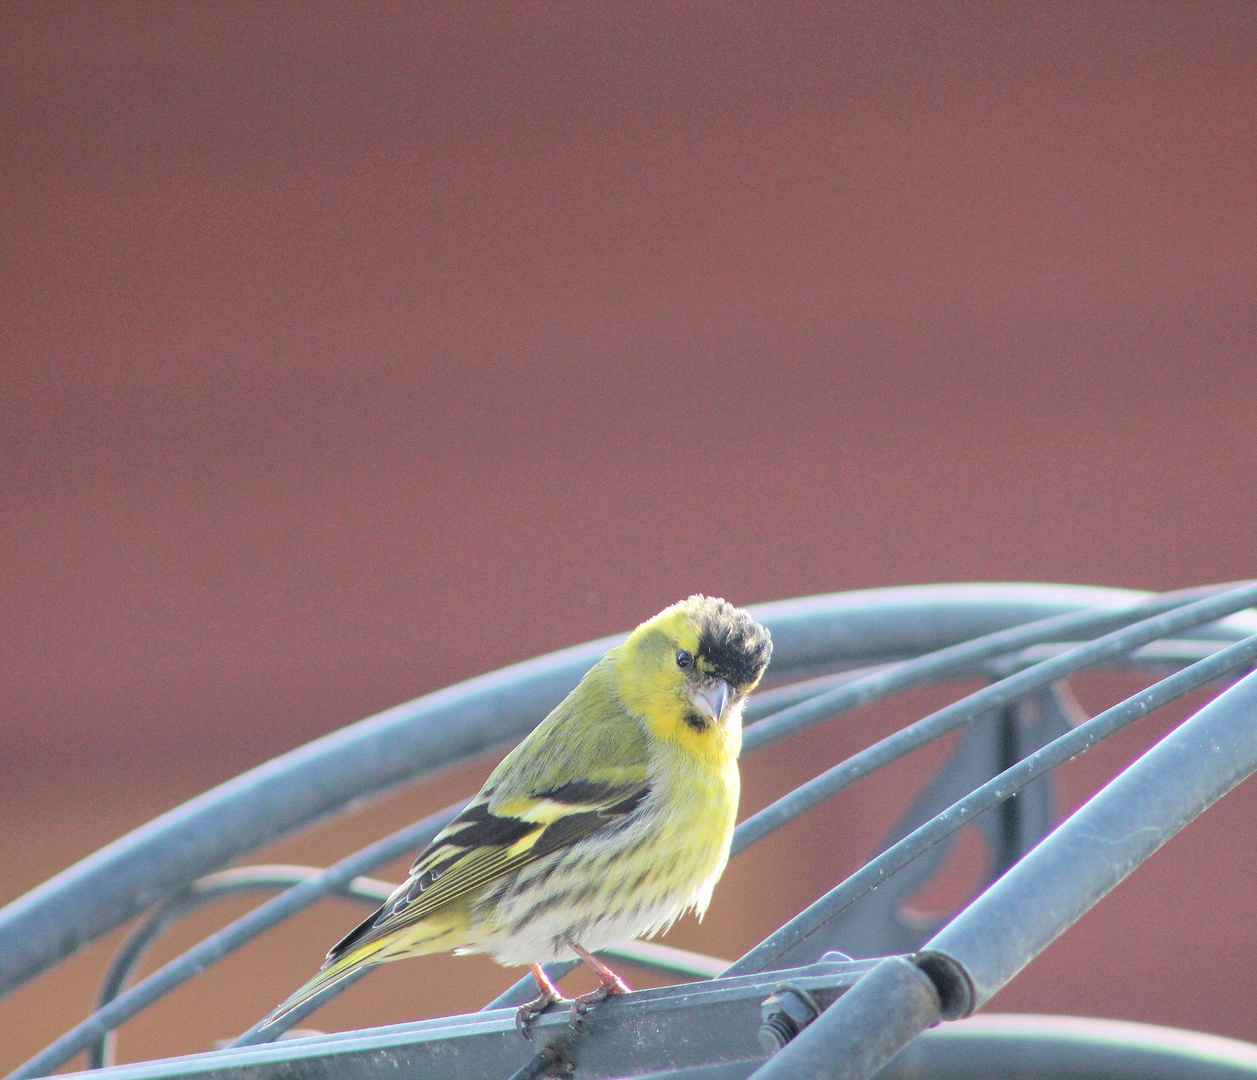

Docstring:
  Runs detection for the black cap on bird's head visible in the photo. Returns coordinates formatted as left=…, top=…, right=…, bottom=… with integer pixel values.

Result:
left=679, top=595, right=773, bottom=693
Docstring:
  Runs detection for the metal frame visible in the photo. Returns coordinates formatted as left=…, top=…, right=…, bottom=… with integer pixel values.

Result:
left=3, top=582, right=1257, bottom=1080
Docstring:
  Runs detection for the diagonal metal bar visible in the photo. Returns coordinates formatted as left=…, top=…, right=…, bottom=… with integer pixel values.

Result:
left=754, top=665, right=1257, bottom=1080
left=921, top=662, right=1257, bottom=1016
left=724, top=630, right=1257, bottom=977
left=739, top=582, right=1248, bottom=754
left=78, top=867, right=727, bottom=1062
left=91, top=868, right=396, bottom=1070
left=230, top=939, right=729, bottom=1048
left=235, top=939, right=728, bottom=1050
left=783, top=697, right=1054, bottom=962
left=732, top=581, right=1257, bottom=855
left=5, top=803, right=469, bottom=1080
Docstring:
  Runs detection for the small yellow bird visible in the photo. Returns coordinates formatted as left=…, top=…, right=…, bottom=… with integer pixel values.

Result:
left=264, top=595, right=772, bottom=1033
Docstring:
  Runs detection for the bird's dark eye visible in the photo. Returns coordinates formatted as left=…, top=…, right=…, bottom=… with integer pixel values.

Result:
left=676, top=649, right=694, bottom=671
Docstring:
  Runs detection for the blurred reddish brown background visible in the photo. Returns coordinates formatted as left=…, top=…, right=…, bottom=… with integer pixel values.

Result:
left=2, top=1, right=1256, bottom=1071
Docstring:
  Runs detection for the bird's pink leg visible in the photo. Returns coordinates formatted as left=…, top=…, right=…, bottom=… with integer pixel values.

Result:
left=567, top=942, right=631, bottom=1026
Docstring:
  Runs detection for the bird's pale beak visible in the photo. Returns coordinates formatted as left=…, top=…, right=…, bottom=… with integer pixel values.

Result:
left=691, top=680, right=732, bottom=724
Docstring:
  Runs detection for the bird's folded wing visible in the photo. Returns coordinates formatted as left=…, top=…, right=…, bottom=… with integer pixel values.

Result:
left=326, top=778, right=649, bottom=961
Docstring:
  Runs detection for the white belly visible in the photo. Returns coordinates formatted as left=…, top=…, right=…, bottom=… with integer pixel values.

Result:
left=462, top=770, right=735, bottom=966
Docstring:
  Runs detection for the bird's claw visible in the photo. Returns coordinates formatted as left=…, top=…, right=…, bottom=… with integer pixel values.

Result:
left=516, top=990, right=565, bottom=1039
left=566, top=977, right=629, bottom=1029
left=567, top=992, right=597, bottom=1029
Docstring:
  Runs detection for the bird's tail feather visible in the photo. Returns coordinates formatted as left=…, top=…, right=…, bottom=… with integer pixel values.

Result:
left=261, top=938, right=391, bottom=1029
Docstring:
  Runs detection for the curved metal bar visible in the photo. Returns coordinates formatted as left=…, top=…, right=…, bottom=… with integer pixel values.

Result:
left=883, top=1014, right=1257, bottom=1079
left=90, top=868, right=396, bottom=1069
left=992, top=637, right=1245, bottom=674
left=724, top=630, right=1257, bottom=976
left=597, top=940, right=728, bottom=979
left=734, top=582, right=1257, bottom=853
left=0, top=640, right=615, bottom=1003
left=8, top=584, right=1208, bottom=1001
left=743, top=635, right=1244, bottom=725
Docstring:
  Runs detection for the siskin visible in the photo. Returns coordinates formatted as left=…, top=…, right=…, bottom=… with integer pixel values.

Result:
left=263, top=596, right=772, bottom=1034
